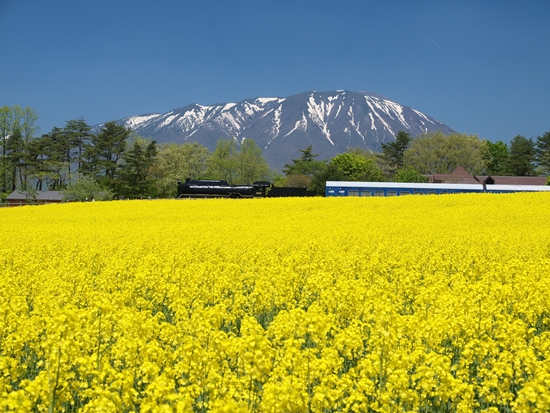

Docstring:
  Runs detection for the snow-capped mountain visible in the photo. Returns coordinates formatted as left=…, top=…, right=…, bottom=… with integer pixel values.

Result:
left=103, top=90, right=454, bottom=170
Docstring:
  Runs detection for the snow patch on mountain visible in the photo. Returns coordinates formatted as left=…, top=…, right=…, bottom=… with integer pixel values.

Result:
left=268, top=105, right=282, bottom=142
left=284, top=112, right=308, bottom=138
left=307, top=95, right=335, bottom=145
left=255, top=97, right=284, bottom=105
left=176, top=107, right=209, bottom=130
left=364, top=97, right=394, bottom=136
left=348, top=106, right=366, bottom=142
left=159, top=114, right=178, bottom=128
left=124, top=114, right=161, bottom=129
left=368, top=113, right=376, bottom=131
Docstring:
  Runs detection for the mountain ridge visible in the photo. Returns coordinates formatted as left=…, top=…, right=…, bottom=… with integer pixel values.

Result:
left=97, top=90, right=455, bottom=170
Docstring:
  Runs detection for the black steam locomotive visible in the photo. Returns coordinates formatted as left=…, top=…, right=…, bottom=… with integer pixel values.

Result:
left=177, top=179, right=316, bottom=198
left=177, top=179, right=271, bottom=198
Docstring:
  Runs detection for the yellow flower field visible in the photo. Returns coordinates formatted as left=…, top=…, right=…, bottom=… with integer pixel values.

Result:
left=1, top=194, right=549, bottom=412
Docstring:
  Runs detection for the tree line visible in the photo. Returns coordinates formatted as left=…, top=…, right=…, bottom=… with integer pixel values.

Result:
left=0, top=106, right=272, bottom=201
left=1, top=104, right=549, bottom=201
left=280, top=130, right=550, bottom=194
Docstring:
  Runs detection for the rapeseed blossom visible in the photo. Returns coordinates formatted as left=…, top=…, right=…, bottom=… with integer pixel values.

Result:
left=1, top=193, right=549, bottom=412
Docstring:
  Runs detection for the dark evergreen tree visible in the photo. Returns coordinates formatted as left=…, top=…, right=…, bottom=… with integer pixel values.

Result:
left=82, top=121, right=130, bottom=190
left=119, top=139, right=158, bottom=198
left=64, top=118, right=91, bottom=175
left=378, top=131, right=412, bottom=177
left=0, top=106, right=11, bottom=192
left=42, top=127, right=70, bottom=189
left=282, top=145, right=325, bottom=177
left=535, top=131, right=550, bottom=175
left=281, top=145, right=326, bottom=188
left=506, top=135, right=537, bottom=176
left=6, top=127, right=25, bottom=191
left=310, top=164, right=347, bottom=195
left=25, top=134, right=55, bottom=190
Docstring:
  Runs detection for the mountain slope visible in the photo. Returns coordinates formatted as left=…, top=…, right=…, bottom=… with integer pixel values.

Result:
left=103, top=90, right=454, bottom=170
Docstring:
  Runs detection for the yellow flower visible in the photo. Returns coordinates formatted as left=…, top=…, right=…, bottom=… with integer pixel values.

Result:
left=0, top=193, right=549, bottom=411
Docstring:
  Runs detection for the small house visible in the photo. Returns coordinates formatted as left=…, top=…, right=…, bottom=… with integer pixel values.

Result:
left=5, top=190, right=64, bottom=207
left=426, top=167, right=548, bottom=186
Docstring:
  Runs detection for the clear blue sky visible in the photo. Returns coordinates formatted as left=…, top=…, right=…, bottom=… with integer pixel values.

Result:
left=1, top=0, right=549, bottom=143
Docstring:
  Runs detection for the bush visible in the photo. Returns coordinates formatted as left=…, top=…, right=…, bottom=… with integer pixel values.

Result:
left=62, top=176, right=114, bottom=202
left=394, top=166, right=429, bottom=183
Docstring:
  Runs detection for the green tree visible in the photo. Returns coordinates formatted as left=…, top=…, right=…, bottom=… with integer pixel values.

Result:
left=154, top=142, right=211, bottom=197
left=15, top=106, right=39, bottom=189
left=20, top=106, right=40, bottom=145
left=393, top=166, right=428, bottom=183
left=208, top=139, right=238, bottom=183
left=208, top=138, right=270, bottom=184
left=378, top=131, right=412, bottom=177
left=482, top=140, right=510, bottom=175
left=184, top=142, right=210, bottom=180
left=329, top=152, right=384, bottom=181
left=276, top=174, right=312, bottom=188
left=235, top=138, right=270, bottom=184
left=0, top=107, right=11, bottom=191
left=535, top=131, right=550, bottom=175
left=404, top=131, right=485, bottom=174
left=0, top=105, right=39, bottom=191
left=307, top=149, right=385, bottom=195
left=506, top=135, right=536, bottom=176
left=62, top=175, right=113, bottom=202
